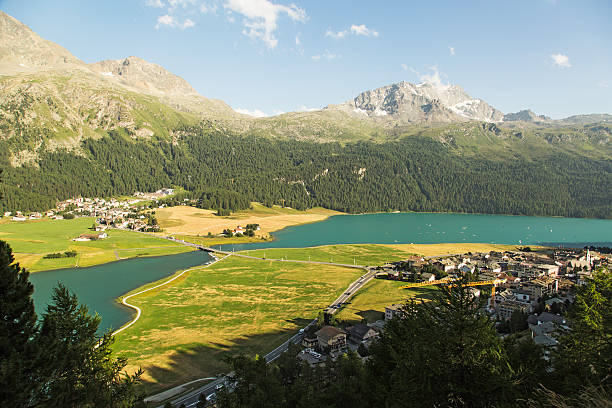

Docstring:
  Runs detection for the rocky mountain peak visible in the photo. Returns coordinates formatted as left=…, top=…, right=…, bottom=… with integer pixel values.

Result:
left=0, top=11, right=84, bottom=74
left=89, top=56, right=198, bottom=97
left=503, top=109, right=551, bottom=123
left=327, top=80, right=504, bottom=124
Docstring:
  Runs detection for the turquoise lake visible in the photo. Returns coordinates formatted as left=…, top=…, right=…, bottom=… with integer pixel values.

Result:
left=30, top=212, right=612, bottom=333
left=220, top=212, right=612, bottom=252
left=30, top=251, right=211, bottom=333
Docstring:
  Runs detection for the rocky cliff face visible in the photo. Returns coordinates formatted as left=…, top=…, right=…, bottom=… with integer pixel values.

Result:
left=327, top=81, right=504, bottom=124
left=89, top=57, right=199, bottom=97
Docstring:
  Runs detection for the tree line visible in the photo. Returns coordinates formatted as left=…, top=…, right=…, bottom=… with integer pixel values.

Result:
left=1, top=126, right=611, bottom=218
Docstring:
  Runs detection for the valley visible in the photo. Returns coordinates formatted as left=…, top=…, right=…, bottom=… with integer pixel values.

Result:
left=1, top=6, right=611, bottom=408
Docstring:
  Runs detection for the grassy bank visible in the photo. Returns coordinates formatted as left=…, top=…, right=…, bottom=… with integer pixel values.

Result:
left=0, top=217, right=193, bottom=272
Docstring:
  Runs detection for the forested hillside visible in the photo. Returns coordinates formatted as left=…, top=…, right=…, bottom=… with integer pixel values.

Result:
left=1, top=124, right=611, bottom=218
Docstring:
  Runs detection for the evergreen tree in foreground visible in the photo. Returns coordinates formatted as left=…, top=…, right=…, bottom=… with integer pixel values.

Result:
left=551, top=269, right=611, bottom=393
left=0, top=240, right=143, bottom=407
left=0, top=240, right=39, bottom=405
left=368, top=278, right=519, bottom=407
left=35, top=284, right=143, bottom=407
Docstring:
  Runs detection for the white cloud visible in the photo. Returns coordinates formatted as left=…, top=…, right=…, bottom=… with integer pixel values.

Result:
left=402, top=65, right=420, bottom=75
left=167, top=0, right=197, bottom=10
left=312, top=50, right=340, bottom=60
left=598, top=80, right=610, bottom=88
left=550, top=53, right=571, bottom=68
left=350, top=24, right=378, bottom=37
left=155, top=14, right=196, bottom=29
left=295, top=35, right=300, bottom=45
left=234, top=107, right=287, bottom=117
left=234, top=107, right=269, bottom=117
left=449, top=46, right=455, bottom=55
left=326, top=24, right=378, bottom=39
left=200, top=2, right=218, bottom=13
left=417, top=66, right=450, bottom=90
left=325, top=29, right=348, bottom=39
left=146, top=0, right=165, bottom=8
left=224, top=0, right=307, bottom=49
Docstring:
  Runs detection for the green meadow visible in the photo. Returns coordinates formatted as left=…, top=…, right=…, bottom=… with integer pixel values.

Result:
left=112, top=255, right=363, bottom=393
left=239, top=244, right=417, bottom=266
left=0, top=217, right=193, bottom=272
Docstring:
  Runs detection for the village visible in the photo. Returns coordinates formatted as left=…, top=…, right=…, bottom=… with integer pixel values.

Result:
left=296, top=247, right=610, bottom=366
left=0, top=189, right=179, bottom=238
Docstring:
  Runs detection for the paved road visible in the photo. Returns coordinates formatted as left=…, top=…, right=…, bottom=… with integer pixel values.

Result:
left=155, top=245, right=374, bottom=408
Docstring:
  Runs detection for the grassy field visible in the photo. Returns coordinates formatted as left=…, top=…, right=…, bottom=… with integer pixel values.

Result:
left=154, top=203, right=341, bottom=237
left=241, top=244, right=417, bottom=266
left=335, top=279, right=437, bottom=323
left=0, top=218, right=193, bottom=272
left=109, top=241, right=524, bottom=393
left=112, top=255, right=362, bottom=393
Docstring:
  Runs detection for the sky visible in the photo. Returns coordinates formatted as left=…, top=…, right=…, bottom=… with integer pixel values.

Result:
left=1, top=0, right=611, bottom=118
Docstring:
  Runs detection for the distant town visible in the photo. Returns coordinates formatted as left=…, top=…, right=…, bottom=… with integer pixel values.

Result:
left=1, top=189, right=178, bottom=234
left=300, top=247, right=610, bottom=365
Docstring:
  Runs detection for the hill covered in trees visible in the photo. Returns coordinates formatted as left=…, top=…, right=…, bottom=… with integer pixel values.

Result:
left=1, top=123, right=611, bottom=219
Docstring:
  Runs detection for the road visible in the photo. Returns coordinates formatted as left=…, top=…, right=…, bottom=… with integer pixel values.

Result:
left=154, top=244, right=375, bottom=408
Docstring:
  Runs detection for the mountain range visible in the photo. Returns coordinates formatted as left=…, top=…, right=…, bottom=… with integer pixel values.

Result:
left=2, top=10, right=611, bottom=156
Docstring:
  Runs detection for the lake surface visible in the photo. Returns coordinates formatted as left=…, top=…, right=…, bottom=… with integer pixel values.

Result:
left=220, top=212, right=612, bottom=252
left=30, top=251, right=211, bottom=333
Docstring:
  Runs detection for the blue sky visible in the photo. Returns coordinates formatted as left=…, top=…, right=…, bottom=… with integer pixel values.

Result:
left=1, top=0, right=610, bottom=118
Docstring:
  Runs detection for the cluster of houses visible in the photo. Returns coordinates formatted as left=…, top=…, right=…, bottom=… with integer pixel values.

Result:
left=2, top=211, right=44, bottom=221
left=231, top=224, right=261, bottom=236
left=381, top=248, right=608, bottom=350
left=133, top=188, right=174, bottom=200
left=299, top=323, right=380, bottom=364
left=1, top=192, right=171, bottom=232
left=298, top=248, right=609, bottom=364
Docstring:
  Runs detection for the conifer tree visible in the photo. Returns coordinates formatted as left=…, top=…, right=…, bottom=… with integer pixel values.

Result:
left=0, top=240, right=38, bottom=405
left=36, top=284, right=143, bottom=407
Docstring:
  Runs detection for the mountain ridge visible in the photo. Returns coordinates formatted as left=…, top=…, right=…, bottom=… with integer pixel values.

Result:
left=0, top=10, right=610, bottom=154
